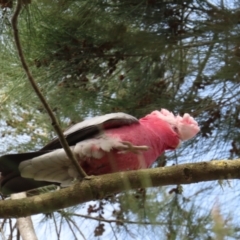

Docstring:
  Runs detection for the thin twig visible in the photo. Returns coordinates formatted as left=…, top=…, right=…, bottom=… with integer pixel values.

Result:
left=11, top=0, right=87, bottom=178
left=66, top=216, right=87, bottom=240
left=65, top=212, right=170, bottom=226
left=110, top=223, right=118, bottom=240
left=65, top=217, right=84, bottom=240
left=7, top=222, right=17, bottom=240
left=52, top=213, right=60, bottom=240
left=0, top=218, right=6, bottom=232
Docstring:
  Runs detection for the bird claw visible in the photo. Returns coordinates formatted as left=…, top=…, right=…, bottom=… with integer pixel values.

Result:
left=84, top=175, right=94, bottom=180
left=117, top=141, right=149, bottom=154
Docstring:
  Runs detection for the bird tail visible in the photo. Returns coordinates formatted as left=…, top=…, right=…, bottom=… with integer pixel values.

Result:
left=0, top=151, right=56, bottom=195
left=19, top=148, right=78, bottom=187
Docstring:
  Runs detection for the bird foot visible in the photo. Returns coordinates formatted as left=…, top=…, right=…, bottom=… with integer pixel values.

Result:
left=84, top=175, right=95, bottom=180
left=116, top=141, right=149, bottom=154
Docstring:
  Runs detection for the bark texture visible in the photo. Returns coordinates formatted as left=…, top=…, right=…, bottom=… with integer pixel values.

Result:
left=0, top=159, right=239, bottom=218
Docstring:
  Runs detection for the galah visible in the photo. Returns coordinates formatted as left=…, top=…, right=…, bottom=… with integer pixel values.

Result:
left=0, top=109, right=199, bottom=194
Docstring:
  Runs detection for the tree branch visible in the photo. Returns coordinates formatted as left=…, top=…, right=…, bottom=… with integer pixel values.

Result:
left=0, top=159, right=240, bottom=218
left=11, top=0, right=87, bottom=178
left=11, top=192, right=38, bottom=240
left=65, top=212, right=173, bottom=226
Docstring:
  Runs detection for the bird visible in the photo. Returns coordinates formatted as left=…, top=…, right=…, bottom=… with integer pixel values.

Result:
left=0, top=109, right=200, bottom=194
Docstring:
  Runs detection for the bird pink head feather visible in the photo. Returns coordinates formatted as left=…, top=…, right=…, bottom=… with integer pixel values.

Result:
left=151, top=109, right=200, bottom=141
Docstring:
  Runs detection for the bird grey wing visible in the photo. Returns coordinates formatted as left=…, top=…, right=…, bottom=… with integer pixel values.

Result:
left=0, top=151, right=51, bottom=175
left=41, top=112, right=139, bottom=150
left=0, top=151, right=54, bottom=194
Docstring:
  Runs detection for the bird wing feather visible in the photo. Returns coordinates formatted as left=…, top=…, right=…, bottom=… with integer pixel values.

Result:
left=0, top=112, right=138, bottom=193
left=41, top=112, right=138, bottom=150
left=19, top=135, right=132, bottom=185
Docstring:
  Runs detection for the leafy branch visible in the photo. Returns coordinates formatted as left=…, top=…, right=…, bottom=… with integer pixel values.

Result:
left=11, top=0, right=87, bottom=178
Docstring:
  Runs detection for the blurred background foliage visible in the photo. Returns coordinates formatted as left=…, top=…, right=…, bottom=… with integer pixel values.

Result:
left=0, top=0, right=240, bottom=239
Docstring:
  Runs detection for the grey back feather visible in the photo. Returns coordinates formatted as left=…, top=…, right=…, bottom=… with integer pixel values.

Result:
left=41, top=112, right=139, bottom=150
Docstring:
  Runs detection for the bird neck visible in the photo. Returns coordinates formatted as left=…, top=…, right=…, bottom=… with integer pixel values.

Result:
left=139, top=115, right=180, bottom=152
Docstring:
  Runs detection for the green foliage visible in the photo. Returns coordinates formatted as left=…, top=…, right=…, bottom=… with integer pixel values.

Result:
left=1, top=0, right=240, bottom=239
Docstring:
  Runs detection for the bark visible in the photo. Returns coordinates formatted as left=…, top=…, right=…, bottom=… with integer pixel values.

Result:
left=0, top=159, right=240, bottom=218
left=11, top=192, right=38, bottom=240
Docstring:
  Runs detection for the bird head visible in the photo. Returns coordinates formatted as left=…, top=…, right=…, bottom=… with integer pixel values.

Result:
left=151, top=109, right=200, bottom=141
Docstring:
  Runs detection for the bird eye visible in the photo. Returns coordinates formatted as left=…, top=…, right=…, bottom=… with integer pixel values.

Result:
left=172, top=126, right=178, bottom=133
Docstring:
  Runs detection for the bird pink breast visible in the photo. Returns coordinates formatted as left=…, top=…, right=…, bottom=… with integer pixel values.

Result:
left=79, top=115, right=180, bottom=175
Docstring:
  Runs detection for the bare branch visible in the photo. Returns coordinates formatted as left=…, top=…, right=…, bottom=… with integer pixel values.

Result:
left=52, top=213, right=60, bottom=240
left=64, top=216, right=84, bottom=240
left=11, top=1, right=87, bottom=178
left=7, top=222, right=17, bottom=240
left=65, top=215, right=87, bottom=240
left=11, top=192, right=38, bottom=240
left=64, top=212, right=171, bottom=226
left=0, top=159, right=240, bottom=218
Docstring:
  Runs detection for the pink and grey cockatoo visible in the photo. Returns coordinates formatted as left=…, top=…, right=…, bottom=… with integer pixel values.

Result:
left=0, top=109, right=199, bottom=194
